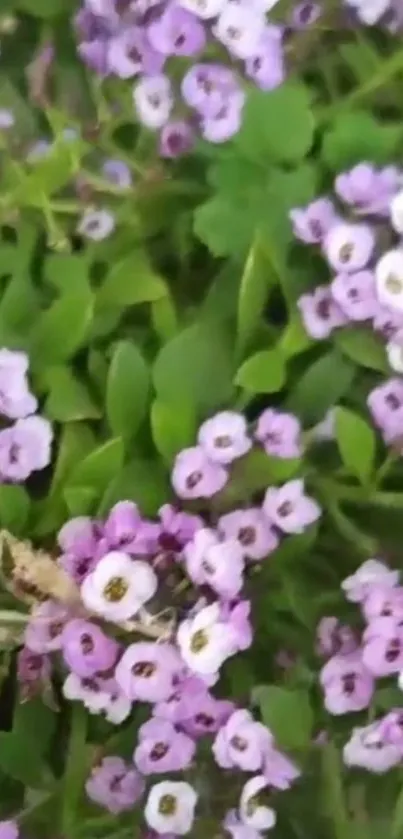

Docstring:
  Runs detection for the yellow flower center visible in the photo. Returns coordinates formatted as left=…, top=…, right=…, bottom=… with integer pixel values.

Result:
left=159, top=794, right=177, bottom=816
left=103, top=576, right=128, bottom=602
left=190, top=629, right=209, bottom=653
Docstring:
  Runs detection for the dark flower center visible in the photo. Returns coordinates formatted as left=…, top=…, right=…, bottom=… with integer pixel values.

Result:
left=342, top=673, right=356, bottom=695
left=150, top=741, right=169, bottom=761
left=132, top=661, right=156, bottom=678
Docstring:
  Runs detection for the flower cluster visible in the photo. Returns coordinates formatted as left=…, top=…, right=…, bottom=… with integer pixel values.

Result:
left=75, top=0, right=285, bottom=150
left=19, top=405, right=319, bottom=834
left=0, top=349, right=52, bottom=483
left=318, top=558, right=403, bottom=773
left=291, top=164, right=403, bottom=349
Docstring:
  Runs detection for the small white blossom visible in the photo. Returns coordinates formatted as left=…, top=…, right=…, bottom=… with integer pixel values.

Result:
left=177, top=602, right=235, bottom=678
left=63, top=673, right=109, bottom=714
left=81, top=551, right=158, bottom=622
left=145, top=781, right=197, bottom=835
left=240, top=776, right=277, bottom=831
left=345, top=0, right=390, bottom=25
left=376, top=250, right=403, bottom=312
left=133, top=75, right=173, bottom=130
left=390, top=190, right=403, bottom=234
left=387, top=329, right=403, bottom=373
left=213, top=6, right=265, bottom=59
left=342, top=559, right=399, bottom=603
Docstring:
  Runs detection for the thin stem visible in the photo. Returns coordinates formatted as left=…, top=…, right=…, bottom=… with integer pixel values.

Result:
left=320, top=47, right=403, bottom=123
left=61, top=704, right=88, bottom=839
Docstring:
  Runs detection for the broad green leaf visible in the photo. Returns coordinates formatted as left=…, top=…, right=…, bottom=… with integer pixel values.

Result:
left=151, top=399, right=196, bottom=463
left=50, top=423, right=96, bottom=495
left=257, top=685, right=313, bottom=750
left=235, top=348, right=286, bottom=394
left=13, top=145, right=80, bottom=204
left=44, top=253, right=90, bottom=296
left=322, top=112, right=401, bottom=171
left=45, top=367, right=101, bottom=422
left=235, top=84, right=315, bottom=163
left=0, top=485, right=30, bottom=535
left=0, top=276, right=40, bottom=336
left=96, top=251, right=167, bottom=310
left=64, top=487, right=99, bottom=517
left=237, top=236, right=273, bottom=357
left=151, top=295, right=178, bottom=344
left=106, top=341, right=150, bottom=441
left=335, top=406, right=376, bottom=484
left=99, top=458, right=171, bottom=517
left=280, top=314, right=313, bottom=358
left=287, top=350, right=355, bottom=425
left=67, top=438, right=124, bottom=496
left=0, top=698, right=55, bottom=787
left=334, top=327, right=389, bottom=373
left=30, top=289, right=93, bottom=367
left=153, top=322, right=235, bottom=417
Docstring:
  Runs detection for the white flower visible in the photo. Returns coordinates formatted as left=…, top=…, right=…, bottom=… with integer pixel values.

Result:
left=105, top=691, right=132, bottom=725
left=213, top=6, right=265, bottom=59
left=63, top=673, right=109, bottom=714
left=133, top=75, right=173, bottom=130
left=345, top=0, right=390, bottom=25
left=198, top=411, right=251, bottom=464
left=376, top=249, right=403, bottom=312
left=177, top=602, right=235, bottom=677
left=342, top=559, right=399, bottom=603
left=145, top=781, right=197, bottom=835
left=390, top=190, right=403, bottom=234
left=81, top=551, right=158, bottom=622
left=387, top=329, right=403, bottom=373
left=184, top=528, right=245, bottom=599
left=343, top=723, right=401, bottom=773
left=240, top=776, right=276, bottom=831
left=177, top=0, right=227, bottom=17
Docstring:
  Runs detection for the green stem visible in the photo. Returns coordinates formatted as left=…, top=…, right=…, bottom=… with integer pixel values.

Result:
left=321, top=47, right=403, bottom=123
left=61, top=704, right=88, bottom=839
left=321, top=742, right=351, bottom=839
left=323, top=480, right=403, bottom=509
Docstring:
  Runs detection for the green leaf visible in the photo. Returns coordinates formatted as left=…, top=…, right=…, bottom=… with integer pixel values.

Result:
left=45, top=368, right=101, bottom=422
left=106, top=341, right=150, bottom=441
left=44, top=253, right=90, bottom=297
left=334, top=326, right=389, bottom=373
left=257, top=685, right=313, bottom=750
left=322, top=111, right=401, bottom=171
left=17, top=0, right=68, bottom=16
left=30, top=289, right=93, bottom=367
left=151, top=399, right=196, bottom=463
left=153, top=322, right=235, bottom=417
left=235, top=348, right=286, bottom=394
left=64, top=487, right=99, bottom=517
left=236, top=236, right=273, bottom=357
left=0, top=485, right=30, bottom=535
left=98, top=458, right=171, bottom=518
left=67, top=438, right=124, bottom=497
left=235, top=84, right=315, bottom=163
left=96, top=251, right=167, bottom=310
left=0, top=698, right=55, bottom=787
left=50, top=423, right=96, bottom=496
left=335, top=406, right=376, bottom=484
left=287, top=350, right=355, bottom=425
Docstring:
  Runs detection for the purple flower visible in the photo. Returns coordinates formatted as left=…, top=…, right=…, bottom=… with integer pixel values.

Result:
left=345, top=0, right=391, bottom=25
left=330, top=271, right=378, bottom=321
left=178, top=0, right=227, bottom=16
left=362, top=584, right=403, bottom=622
left=156, top=504, right=202, bottom=556
left=148, top=4, right=206, bottom=56
left=77, top=209, right=115, bottom=240
left=378, top=710, right=403, bottom=750
left=180, top=689, right=234, bottom=738
left=102, top=158, right=132, bottom=188
left=342, top=559, right=399, bottom=602
left=335, top=164, right=401, bottom=217
left=344, top=722, right=401, bottom=772
left=107, top=27, right=164, bottom=78
left=245, top=25, right=284, bottom=90
left=220, top=599, right=253, bottom=653
left=323, top=222, right=375, bottom=273
left=320, top=652, right=374, bottom=715
left=61, top=618, right=119, bottom=678
left=103, top=501, right=145, bottom=553
left=362, top=616, right=403, bottom=676
left=298, top=286, right=347, bottom=339
left=198, top=411, right=251, bottom=465
left=224, top=810, right=262, bottom=839
left=115, top=642, right=182, bottom=702
left=0, top=822, right=18, bottom=839
left=213, top=709, right=273, bottom=772
left=86, top=756, right=145, bottom=813
left=0, top=415, right=52, bottom=482
left=17, top=647, right=51, bottom=699
left=181, top=63, right=239, bottom=116
left=171, top=446, right=228, bottom=499
left=263, top=749, right=300, bottom=790
left=200, top=92, right=245, bottom=143
left=159, top=120, right=195, bottom=158
left=263, top=479, right=321, bottom=534
left=254, top=408, right=302, bottom=458
left=58, top=516, right=101, bottom=583
left=290, top=198, right=337, bottom=244
left=184, top=527, right=245, bottom=599
left=133, top=75, right=173, bottom=129
left=25, top=600, right=69, bottom=654
left=368, top=379, right=403, bottom=442
left=218, top=508, right=279, bottom=561
left=78, top=39, right=109, bottom=75
left=316, top=616, right=357, bottom=658
left=134, top=718, right=196, bottom=774
left=213, top=6, right=265, bottom=59
left=290, top=2, right=322, bottom=28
